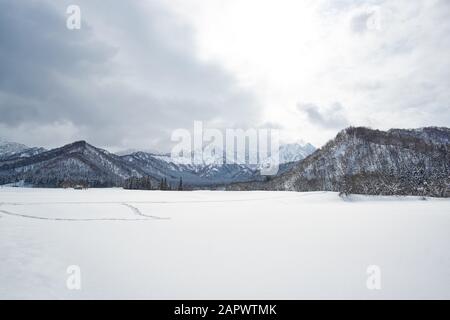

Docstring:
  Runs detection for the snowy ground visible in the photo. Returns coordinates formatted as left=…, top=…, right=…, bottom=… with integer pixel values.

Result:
left=0, top=187, right=449, bottom=299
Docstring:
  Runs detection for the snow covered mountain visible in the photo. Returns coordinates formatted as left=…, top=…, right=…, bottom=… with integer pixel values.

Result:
left=5, top=128, right=450, bottom=197
left=0, top=139, right=45, bottom=160
left=122, top=151, right=260, bottom=186
left=0, top=141, right=314, bottom=187
left=121, top=142, right=316, bottom=186
left=0, top=141, right=149, bottom=187
left=0, top=140, right=315, bottom=188
left=229, top=127, right=450, bottom=197
left=277, top=142, right=316, bottom=164
left=149, top=142, right=316, bottom=166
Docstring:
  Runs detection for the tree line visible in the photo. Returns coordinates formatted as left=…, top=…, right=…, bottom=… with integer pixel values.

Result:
left=123, top=176, right=184, bottom=191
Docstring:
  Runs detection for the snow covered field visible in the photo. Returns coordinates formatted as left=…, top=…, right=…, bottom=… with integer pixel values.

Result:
left=0, top=187, right=449, bottom=299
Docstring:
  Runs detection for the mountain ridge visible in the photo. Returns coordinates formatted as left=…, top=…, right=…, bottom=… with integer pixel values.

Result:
left=2, top=127, right=449, bottom=196
left=228, top=126, right=450, bottom=197
left=0, top=140, right=150, bottom=187
left=0, top=139, right=46, bottom=160
left=0, top=139, right=315, bottom=188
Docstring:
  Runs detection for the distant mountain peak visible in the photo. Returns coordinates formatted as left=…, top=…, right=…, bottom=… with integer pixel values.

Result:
left=0, top=139, right=28, bottom=149
left=66, top=140, right=91, bottom=149
left=277, top=142, right=316, bottom=164
left=73, top=140, right=88, bottom=145
left=0, top=139, right=46, bottom=160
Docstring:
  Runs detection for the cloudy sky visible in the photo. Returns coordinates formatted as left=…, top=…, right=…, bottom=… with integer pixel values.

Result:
left=0, top=0, right=449, bottom=151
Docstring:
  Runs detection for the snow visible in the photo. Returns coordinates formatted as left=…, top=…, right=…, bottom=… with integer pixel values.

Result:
left=0, top=140, right=45, bottom=160
left=0, top=140, right=29, bottom=158
left=153, top=142, right=315, bottom=166
left=277, top=143, right=316, bottom=163
left=0, top=187, right=449, bottom=299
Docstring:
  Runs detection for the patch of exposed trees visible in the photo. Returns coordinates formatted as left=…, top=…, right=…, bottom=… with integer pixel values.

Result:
left=123, top=176, right=184, bottom=191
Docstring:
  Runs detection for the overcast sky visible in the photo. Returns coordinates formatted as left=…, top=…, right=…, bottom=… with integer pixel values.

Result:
left=0, top=0, right=449, bottom=151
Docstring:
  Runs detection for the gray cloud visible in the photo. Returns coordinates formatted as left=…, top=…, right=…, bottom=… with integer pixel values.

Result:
left=350, top=11, right=373, bottom=33
left=2, top=0, right=449, bottom=151
left=297, top=102, right=350, bottom=129
left=0, top=0, right=260, bottom=151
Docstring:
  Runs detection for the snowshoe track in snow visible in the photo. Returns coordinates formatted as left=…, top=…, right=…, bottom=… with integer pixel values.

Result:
left=121, top=203, right=171, bottom=220
left=0, top=202, right=169, bottom=222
